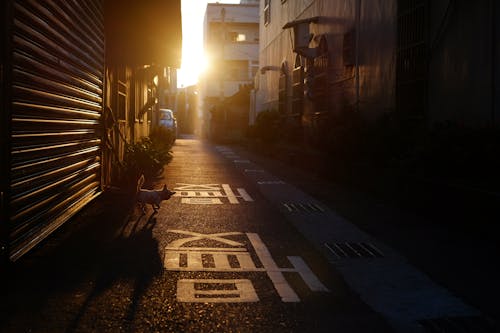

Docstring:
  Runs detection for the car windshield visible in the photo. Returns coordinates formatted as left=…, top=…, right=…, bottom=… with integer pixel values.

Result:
left=160, top=110, right=172, bottom=120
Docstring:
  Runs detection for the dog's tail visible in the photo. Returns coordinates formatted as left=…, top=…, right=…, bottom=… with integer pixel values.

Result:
left=136, top=174, right=145, bottom=194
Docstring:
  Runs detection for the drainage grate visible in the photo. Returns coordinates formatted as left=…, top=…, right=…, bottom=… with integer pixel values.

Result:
left=282, top=202, right=324, bottom=213
left=418, top=315, right=497, bottom=333
left=325, top=242, right=384, bottom=258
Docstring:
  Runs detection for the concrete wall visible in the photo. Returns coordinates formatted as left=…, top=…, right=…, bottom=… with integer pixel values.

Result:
left=428, top=0, right=497, bottom=128
left=257, top=0, right=499, bottom=130
left=257, top=0, right=396, bottom=119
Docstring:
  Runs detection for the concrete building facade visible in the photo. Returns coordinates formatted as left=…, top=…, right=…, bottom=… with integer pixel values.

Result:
left=199, top=2, right=259, bottom=139
left=255, top=0, right=500, bottom=145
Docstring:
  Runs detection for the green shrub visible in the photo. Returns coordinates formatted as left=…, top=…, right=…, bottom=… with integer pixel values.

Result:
left=150, top=125, right=175, bottom=146
left=123, top=134, right=173, bottom=181
left=255, top=109, right=280, bottom=142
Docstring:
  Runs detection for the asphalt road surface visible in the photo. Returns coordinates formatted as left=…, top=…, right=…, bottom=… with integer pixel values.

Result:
left=1, top=138, right=497, bottom=332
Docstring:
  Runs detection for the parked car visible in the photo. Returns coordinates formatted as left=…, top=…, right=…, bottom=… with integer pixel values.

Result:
left=159, top=108, right=177, bottom=141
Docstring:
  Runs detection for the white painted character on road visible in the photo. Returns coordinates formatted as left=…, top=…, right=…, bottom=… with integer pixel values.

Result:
left=173, top=183, right=253, bottom=204
left=164, top=230, right=329, bottom=303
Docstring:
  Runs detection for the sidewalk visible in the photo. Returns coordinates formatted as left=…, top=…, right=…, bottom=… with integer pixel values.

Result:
left=234, top=140, right=500, bottom=324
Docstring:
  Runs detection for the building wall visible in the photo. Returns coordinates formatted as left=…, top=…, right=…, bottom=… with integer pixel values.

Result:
left=427, top=0, right=497, bottom=128
left=257, top=0, right=499, bottom=142
left=257, top=0, right=396, bottom=119
left=200, top=3, right=259, bottom=138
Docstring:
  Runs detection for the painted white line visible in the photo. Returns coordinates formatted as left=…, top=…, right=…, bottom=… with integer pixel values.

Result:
left=222, top=184, right=239, bottom=204
left=165, top=247, right=247, bottom=252
left=246, top=233, right=300, bottom=302
left=237, top=188, right=254, bottom=202
left=244, top=169, right=265, bottom=173
left=187, top=252, right=204, bottom=269
left=175, top=191, right=224, bottom=197
left=287, top=256, right=330, bottom=292
left=166, top=230, right=244, bottom=247
left=166, top=267, right=267, bottom=272
left=181, top=198, right=223, bottom=204
left=177, top=279, right=259, bottom=303
left=257, top=181, right=286, bottom=185
left=174, top=184, right=222, bottom=191
left=215, top=146, right=232, bottom=152
left=165, top=250, right=259, bottom=271
left=212, top=253, right=232, bottom=269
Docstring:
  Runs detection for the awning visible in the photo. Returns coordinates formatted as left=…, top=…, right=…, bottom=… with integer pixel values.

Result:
left=282, top=16, right=321, bottom=30
left=104, top=0, right=182, bottom=68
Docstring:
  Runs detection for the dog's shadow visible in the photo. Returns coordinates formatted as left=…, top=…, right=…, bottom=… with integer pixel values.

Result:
left=129, top=209, right=158, bottom=234
left=68, top=209, right=161, bottom=332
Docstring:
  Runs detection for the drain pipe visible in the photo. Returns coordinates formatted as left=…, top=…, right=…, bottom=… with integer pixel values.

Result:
left=491, top=0, right=496, bottom=127
left=355, top=0, right=361, bottom=113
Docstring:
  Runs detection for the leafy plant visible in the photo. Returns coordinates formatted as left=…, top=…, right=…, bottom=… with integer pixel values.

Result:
left=123, top=133, right=173, bottom=182
left=255, top=109, right=281, bottom=142
left=150, top=125, right=175, bottom=146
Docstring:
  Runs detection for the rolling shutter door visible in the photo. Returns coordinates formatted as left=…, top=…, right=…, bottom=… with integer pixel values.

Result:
left=8, top=0, right=104, bottom=261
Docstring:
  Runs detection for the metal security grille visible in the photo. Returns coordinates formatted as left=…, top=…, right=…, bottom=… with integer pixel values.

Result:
left=397, top=0, right=428, bottom=119
left=7, top=0, right=104, bottom=261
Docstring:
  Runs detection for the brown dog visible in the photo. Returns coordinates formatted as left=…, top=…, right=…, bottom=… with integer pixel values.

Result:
left=136, top=174, right=176, bottom=213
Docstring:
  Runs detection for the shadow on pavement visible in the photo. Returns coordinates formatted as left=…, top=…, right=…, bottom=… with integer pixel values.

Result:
left=0, top=192, right=163, bottom=332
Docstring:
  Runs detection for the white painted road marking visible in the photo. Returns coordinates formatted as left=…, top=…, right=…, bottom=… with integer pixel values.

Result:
left=177, top=279, right=259, bottom=303
left=167, top=230, right=244, bottom=248
left=237, top=188, right=253, bottom=202
left=164, top=230, right=329, bottom=303
left=222, top=184, right=239, bottom=204
left=174, top=183, right=254, bottom=204
left=246, top=233, right=300, bottom=302
left=181, top=198, right=223, bottom=204
left=244, top=169, right=264, bottom=173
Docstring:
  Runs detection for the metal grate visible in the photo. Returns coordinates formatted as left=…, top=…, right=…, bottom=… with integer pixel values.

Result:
left=418, top=315, right=497, bottom=333
left=325, top=242, right=384, bottom=258
left=282, top=202, right=324, bottom=213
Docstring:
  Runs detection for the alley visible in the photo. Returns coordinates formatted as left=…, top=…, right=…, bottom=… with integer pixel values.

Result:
left=1, top=138, right=392, bottom=332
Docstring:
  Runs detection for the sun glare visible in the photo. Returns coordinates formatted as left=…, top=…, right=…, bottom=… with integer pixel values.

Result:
left=177, top=52, right=210, bottom=88
left=178, top=0, right=240, bottom=88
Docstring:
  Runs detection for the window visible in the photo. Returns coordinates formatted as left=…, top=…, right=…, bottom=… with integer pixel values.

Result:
left=228, top=32, right=247, bottom=42
left=264, top=0, right=271, bottom=26
left=117, top=65, right=127, bottom=121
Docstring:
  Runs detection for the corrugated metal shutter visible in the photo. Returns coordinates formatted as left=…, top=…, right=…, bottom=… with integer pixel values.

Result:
left=8, top=0, right=104, bottom=261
